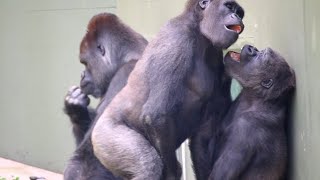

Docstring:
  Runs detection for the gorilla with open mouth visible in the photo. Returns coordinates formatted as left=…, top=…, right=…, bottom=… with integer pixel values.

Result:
left=207, top=45, right=295, bottom=180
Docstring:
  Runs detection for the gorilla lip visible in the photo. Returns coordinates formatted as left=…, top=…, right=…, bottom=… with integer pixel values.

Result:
left=226, top=25, right=243, bottom=34
left=229, top=51, right=241, bottom=62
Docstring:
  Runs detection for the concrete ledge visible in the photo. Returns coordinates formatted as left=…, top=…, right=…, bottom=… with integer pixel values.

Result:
left=0, top=158, right=62, bottom=180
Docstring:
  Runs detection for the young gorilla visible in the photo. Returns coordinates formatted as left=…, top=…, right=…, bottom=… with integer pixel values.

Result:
left=63, top=13, right=147, bottom=180
left=208, top=45, right=295, bottom=180
left=91, top=0, right=244, bottom=179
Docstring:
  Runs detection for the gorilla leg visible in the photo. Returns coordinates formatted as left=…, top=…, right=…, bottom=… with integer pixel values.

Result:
left=64, top=136, right=122, bottom=180
left=189, top=128, right=213, bottom=180
left=143, top=116, right=181, bottom=180
left=92, top=120, right=163, bottom=180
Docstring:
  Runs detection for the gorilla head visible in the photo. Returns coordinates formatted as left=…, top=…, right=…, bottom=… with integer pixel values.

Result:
left=186, top=0, right=244, bottom=49
left=79, top=13, right=147, bottom=98
left=224, top=45, right=296, bottom=99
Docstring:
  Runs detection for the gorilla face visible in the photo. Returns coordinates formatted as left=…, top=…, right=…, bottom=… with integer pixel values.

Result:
left=199, top=0, right=244, bottom=49
left=224, top=45, right=295, bottom=99
left=77, top=13, right=147, bottom=99
left=79, top=32, right=112, bottom=98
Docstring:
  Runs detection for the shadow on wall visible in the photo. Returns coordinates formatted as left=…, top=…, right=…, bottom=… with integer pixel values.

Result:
left=285, top=90, right=297, bottom=180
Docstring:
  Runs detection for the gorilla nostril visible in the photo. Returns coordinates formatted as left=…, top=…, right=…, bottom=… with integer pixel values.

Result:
left=231, top=13, right=240, bottom=20
left=246, top=45, right=257, bottom=56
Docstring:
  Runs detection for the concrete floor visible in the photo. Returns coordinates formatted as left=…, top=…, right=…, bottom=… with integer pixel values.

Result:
left=0, top=158, right=62, bottom=180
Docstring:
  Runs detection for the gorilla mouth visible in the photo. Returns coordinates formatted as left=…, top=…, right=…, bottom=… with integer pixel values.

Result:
left=226, top=25, right=243, bottom=34
left=229, top=51, right=241, bottom=62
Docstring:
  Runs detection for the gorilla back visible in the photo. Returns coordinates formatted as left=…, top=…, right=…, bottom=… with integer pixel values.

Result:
left=91, top=0, right=244, bottom=179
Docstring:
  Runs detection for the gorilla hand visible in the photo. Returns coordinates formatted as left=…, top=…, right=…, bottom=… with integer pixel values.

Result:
left=65, top=86, right=90, bottom=110
left=64, top=85, right=95, bottom=145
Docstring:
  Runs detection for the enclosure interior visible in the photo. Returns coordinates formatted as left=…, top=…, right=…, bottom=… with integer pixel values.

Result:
left=0, top=0, right=319, bottom=179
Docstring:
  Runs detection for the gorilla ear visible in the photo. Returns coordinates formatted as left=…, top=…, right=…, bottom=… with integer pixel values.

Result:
left=261, top=79, right=274, bottom=89
left=199, top=0, right=210, bottom=9
left=97, top=44, right=105, bottom=56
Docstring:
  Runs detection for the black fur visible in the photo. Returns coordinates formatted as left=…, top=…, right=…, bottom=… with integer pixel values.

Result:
left=189, top=52, right=232, bottom=180
left=208, top=45, right=295, bottom=179
left=63, top=13, right=147, bottom=180
left=91, top=0, right=244, bottom=179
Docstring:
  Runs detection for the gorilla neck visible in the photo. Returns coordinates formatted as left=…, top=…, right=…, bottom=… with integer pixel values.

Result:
left=236, top=90, right=287, bottom=122
left=180, top=8, right=223, bottom=51
left=104, top=34, right=145, bottom=65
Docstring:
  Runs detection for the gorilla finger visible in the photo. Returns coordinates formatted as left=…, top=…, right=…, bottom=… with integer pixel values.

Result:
left=71, top=88, right=82, bottom=98
left=68, top=85, right=78, bottom=93
left=69, top=98, right=80, bottom=106
left=65, top=95, right=71, bottom=102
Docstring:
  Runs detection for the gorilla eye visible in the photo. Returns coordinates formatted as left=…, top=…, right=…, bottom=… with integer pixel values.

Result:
left=97, top=44, right=105, bottom=56
left=261, top=79, right=274, bottom=89
left=80, top=58, right=87, bottom=66
left=224, top=2, right=234, bottom=10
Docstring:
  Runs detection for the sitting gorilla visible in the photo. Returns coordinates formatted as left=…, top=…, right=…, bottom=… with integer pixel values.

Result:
left=63, top=13, right=147, bottom=180
left=91, top=0, right=244, bottom=179
left=207, top=45, right=295, bottom=180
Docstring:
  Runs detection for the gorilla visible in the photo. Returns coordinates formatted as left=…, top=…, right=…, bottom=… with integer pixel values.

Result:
left=91, top=0, right=244, bottom=179
left=207, top=45, right=295, bottom=180
left=63, top=13, right=147, bottom=180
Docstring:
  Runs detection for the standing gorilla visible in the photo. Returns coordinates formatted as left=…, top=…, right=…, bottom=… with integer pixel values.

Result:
left=63, top=13, right=147, bottom=180
left=91, top=0, right=244, bottom=179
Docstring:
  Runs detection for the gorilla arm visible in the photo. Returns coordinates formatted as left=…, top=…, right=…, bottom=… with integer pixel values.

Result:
left=189, top=45, right=232, bottom=180
left=64, top=86, right=97, bottom=145
left=209, top=146, right=254, bottom=180
left=209, top=118, right=255, bottom=180
left=64, top=64, right=136, bottom=145
left=96, top=60, right=137, bottom=116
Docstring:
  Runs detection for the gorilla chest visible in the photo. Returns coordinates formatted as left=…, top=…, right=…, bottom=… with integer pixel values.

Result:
left=173, top=64, right=215, bottom=144
left=187, top=61, right=214, bottom=100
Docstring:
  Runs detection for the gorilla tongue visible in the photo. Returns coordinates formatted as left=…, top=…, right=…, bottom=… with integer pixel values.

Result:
left=228, top=25, right=242, bottom=34
left=230, top=52, right=241, bottom=62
